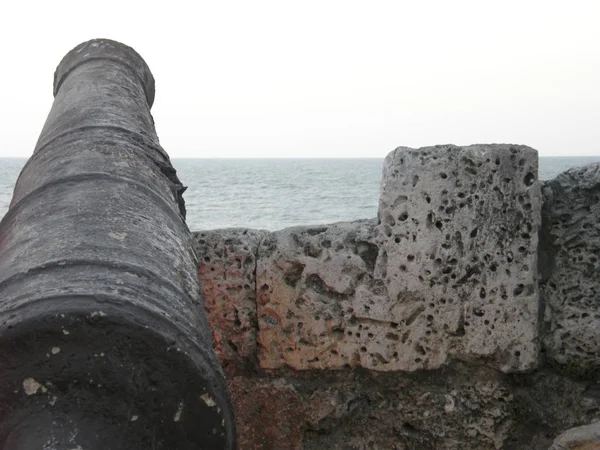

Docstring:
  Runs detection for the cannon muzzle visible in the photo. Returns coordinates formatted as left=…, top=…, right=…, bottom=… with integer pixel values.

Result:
left=0, top=39, right=235, bottom=449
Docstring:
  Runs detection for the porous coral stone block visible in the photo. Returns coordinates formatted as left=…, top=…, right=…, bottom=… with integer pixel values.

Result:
left=257, top=145, right=541, bottom=373
left=540, top=163, right=600, bottom=370
left=257, top=220, right=380, bottom=370
left=376, top=145, right=541, bottom=372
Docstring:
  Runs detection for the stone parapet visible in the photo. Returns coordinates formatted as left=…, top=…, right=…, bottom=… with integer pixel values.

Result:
left=539, top=163, right=600, bottom=371
left=191, top=147, right=600, bottom=449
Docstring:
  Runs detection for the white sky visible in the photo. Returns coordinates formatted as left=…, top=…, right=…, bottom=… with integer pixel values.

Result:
left=0, top=1, right=599, bottom=158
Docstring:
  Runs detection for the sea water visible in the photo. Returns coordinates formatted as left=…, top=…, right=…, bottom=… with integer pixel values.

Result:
left=0, top=156, right=598, bottom=231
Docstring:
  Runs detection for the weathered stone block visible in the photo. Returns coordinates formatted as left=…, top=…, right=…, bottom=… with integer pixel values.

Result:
left=540, top=163, right=600, bottom=370
left=256, top=145, right=541, bottom=373
left=193, top=229, right=267, bottom=371
left=256, top=220, right=381, bottom=370
left=376, top=144, right=541, bottom=372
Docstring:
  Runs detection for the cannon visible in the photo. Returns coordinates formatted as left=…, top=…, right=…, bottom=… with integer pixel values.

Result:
left=0, top=39, right=235, bottom=449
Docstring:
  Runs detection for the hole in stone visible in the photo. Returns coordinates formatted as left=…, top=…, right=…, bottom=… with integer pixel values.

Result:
left=524, top=172, right=535, bottom=186
left=440, top=172, right=448, bottom=179
left=513, top=284, right=524, bottom=296
left=228, top=340, right=239, bottom=352
left=386, top=332, right=399, bottom=341
left=470, top=228, right=478, bottom=238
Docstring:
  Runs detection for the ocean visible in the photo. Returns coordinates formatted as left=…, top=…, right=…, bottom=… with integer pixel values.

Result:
left=1, top=156, right=598, bottom=231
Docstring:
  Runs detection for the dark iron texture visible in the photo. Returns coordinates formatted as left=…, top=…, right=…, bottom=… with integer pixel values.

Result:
left=0, top=39, right=235, bottom=449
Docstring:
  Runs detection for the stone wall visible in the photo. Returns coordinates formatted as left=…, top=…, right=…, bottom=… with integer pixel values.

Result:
left=192, top=145, right=600, bottom=449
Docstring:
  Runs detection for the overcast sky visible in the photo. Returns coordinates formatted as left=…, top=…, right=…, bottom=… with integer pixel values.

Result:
left=0, top=1, right=599, bottom=158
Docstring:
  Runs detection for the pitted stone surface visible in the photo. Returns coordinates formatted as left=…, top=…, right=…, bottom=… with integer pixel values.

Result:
left=193, top=229, right=267, bottom=370
left=374, top=145, right=541, bottom=372
left=256, top=145, right=541, bottom=372
left=540, top=163, right=600, bottom=370
left=226, top=365, right=600, bottom=450
left=256, top=220, right=384, bottom=370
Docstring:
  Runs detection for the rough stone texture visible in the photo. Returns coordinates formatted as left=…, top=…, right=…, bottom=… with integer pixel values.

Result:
left=224, top=364, right=600, bottom=450
left=374, top=144, right=542, bottom=372
left=186, top=148, right=600, bottom=449
left=256, top=145, right=541, bottom=373
left=549, top=421, right=600, bottom=449
left=256, top=220, right=383, bottom=370
left=193, top=228, right=267, bottom=373
left=539, top=163, right=600, bottom=371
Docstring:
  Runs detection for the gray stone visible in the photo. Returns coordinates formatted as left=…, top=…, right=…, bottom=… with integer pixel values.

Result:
left=256, top=220, right=380, bottom=370
left=186, top=148, right=600, bottom=450
left=375, top=145, right=541, bottom=372
left=255, top=145, right=542, bottom=373
left=549, top=420, right=600, bottom=449
left=540, top=163, right=600, bottom=371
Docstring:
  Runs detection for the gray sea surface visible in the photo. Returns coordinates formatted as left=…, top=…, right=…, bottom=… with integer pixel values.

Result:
left=1, top=156, right=598, bottom=231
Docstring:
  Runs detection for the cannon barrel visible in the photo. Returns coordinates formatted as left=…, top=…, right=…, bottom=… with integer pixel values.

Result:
left=0, top=39, right=235, bottom=449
